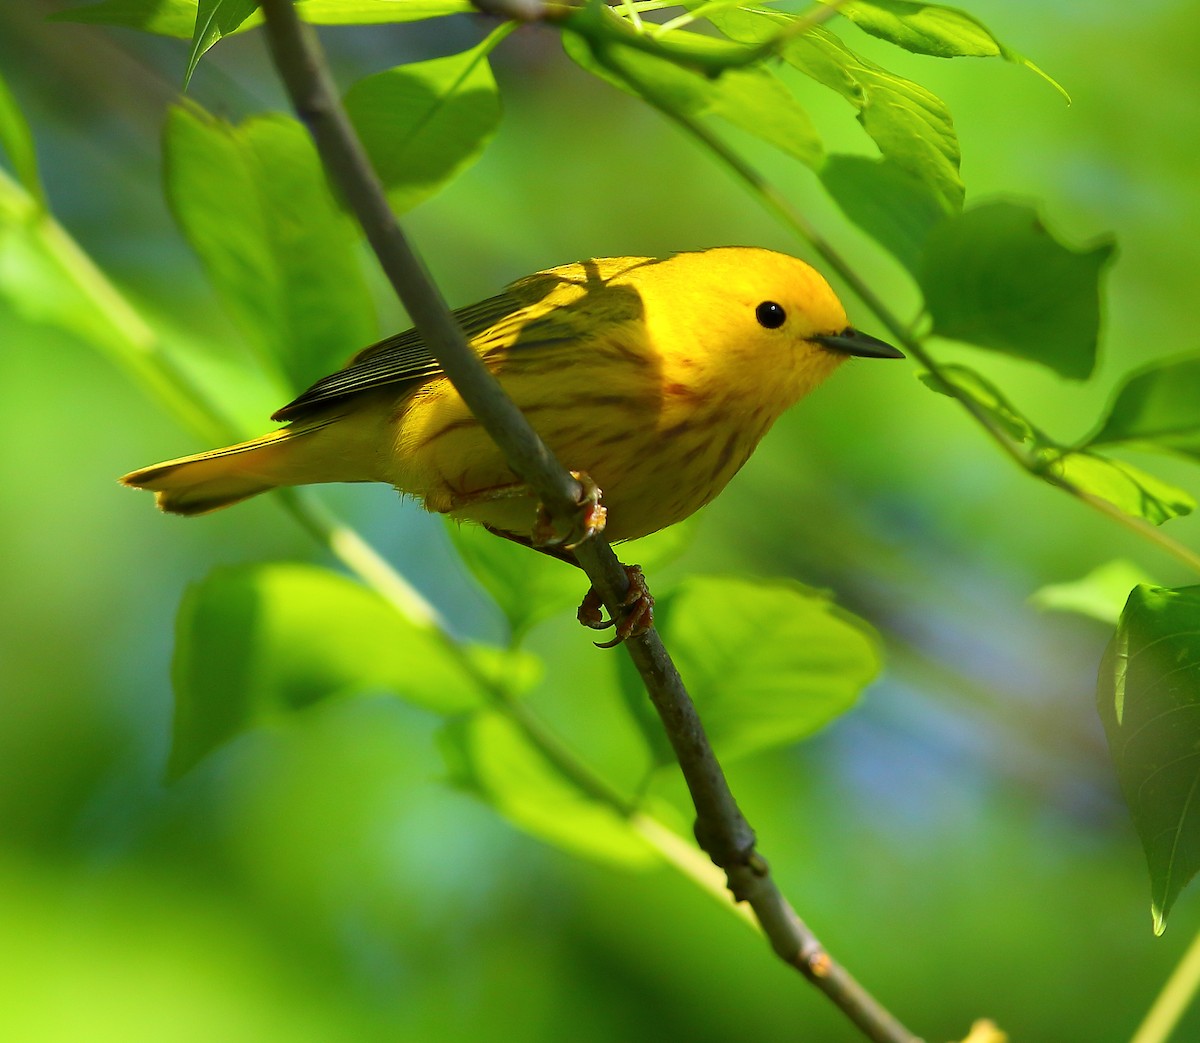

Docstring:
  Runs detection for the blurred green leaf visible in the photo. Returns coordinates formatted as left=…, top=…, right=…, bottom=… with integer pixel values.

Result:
left=0, top=862, right=351, bottom=1042
left=713, top=11, right=962, bottom=215
left=918, top=201, right=1116, bottom=379
left=1043, top=451, right=1194, bottom=526
left=0, top=73, right=43, bottom=206
left=171, top=562, right=486, bottom=778
left=185, top=0, right=256, bottom=88
left=54, top=0, right=472, bottom=35
left=439, top=710, right=658, bottom=867
left=1031, top=559, right=1159, bottom=625
left=1098, top=584, right=1200, bottom=933
left=446, top=521, right=583, bottom=641
left=1087, top=355, right=1200, bottom=461
left=918, top=363, right=1038, bottom=443
left=344, top=42, right=503, bottom=214
left=627, top=575, right=880, bottom=765
left=834, top=0, right=1068, bottom=99
left=563, top=30, right=824, bottom=169
left=0, top=177, right=129, bottom=354
left=163, top=104, right=376, bottom=390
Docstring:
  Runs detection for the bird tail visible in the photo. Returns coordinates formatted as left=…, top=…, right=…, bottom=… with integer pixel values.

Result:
left=120, top=417, right=342, bottom=516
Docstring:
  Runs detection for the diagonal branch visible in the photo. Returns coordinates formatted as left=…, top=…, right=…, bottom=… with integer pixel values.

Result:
left=255, top=3, right=918, bottom=1041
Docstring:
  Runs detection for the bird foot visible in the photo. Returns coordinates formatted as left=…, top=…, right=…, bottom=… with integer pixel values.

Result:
left=577, top=564, right=654, bottom=648
left=532, top=471, right=607, bottom=550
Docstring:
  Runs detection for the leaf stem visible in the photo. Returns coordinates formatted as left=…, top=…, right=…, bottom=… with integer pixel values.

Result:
left=1130, top=923, right=1200, bottom=1043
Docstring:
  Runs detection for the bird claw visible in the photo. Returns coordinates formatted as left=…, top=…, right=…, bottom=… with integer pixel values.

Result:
left=577, top=564, right=654, bottom=648
left=533, top=471, right=607, bottom=550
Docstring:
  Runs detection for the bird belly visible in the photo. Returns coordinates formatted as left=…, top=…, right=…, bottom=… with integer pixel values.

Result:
left=387, top=374, right=768, bottom=543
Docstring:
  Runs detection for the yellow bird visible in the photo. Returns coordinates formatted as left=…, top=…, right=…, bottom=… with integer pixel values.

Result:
left=123, top=246, right=900, bottom=530
left=122, top=247, right=900, bottom=634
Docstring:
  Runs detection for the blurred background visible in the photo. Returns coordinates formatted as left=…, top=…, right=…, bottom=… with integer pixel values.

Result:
left=2, top=1, right=1199, bottom=1040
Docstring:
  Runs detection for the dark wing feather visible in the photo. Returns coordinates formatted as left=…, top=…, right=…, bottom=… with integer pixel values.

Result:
left=270, top=262, right=650, bottom=422
left=271, top=291, right=524, bottom=422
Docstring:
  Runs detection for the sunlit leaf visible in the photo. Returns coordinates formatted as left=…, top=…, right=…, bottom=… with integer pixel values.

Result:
left=832, top=0, right=1068, bottom=100
left=296, top=0, right=474, bottom=22
left=171, top=563, right=486, bottom=777
left=163, top=104, right=376, bottom=390
left=620, top=575, right=880, bottom=766
left=1087, top=355, right=1200, bottom=461
left=185, top=0, right=256, bottom=87
left=344, top=42, right=503, bottom=213
left=439, top=710, right=658, bottom=867
left=1031, top=559, right=1158, bottom=626
left=53, top=0, right=471, bottom=36
left=0, top=72, right=44, bottom=206
left=563, top=30, right=824, bottom=169
left=1098, top=584, right=1200, bottom=933
left=1042, top=451, right=1194, bottom=526
left=918, top=201, right=1116, bottom=380
left=712, top=11, right=962, bottom=215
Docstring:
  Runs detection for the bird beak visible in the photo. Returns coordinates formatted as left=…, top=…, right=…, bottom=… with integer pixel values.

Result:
left=813, top=328, right=904, bottom=359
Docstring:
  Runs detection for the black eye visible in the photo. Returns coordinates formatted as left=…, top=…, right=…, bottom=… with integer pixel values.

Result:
left=755, top=301, right=786, bottom=329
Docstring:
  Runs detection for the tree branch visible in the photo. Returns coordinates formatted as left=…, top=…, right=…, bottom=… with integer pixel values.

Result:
left=255, top=3, right=919, bottom=1040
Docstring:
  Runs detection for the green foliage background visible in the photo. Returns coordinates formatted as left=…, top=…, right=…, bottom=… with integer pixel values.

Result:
left=2, top=1, right=1200, bottom=1040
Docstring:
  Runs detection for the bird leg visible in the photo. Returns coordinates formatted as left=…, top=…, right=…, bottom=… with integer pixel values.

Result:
left=576, top=564, right=654, bottom=648
left=483, top=529, right=654, bottom=648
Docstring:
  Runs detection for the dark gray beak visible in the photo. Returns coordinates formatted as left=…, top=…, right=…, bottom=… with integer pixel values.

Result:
left=814, top=328, right=904, bottom=359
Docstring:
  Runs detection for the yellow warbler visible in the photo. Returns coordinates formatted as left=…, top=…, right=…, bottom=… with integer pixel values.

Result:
left=122, top=247, right=901, bottom=543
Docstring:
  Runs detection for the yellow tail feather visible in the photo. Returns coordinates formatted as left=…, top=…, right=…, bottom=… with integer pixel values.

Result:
left=120, top=422, right=336, bottom=516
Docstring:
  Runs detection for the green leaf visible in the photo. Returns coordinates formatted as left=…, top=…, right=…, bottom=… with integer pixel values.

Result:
left=918, top=201, right=1116, bottom=380
left=0, top=72, right=44, bottom=206
left=833, top=0, right=1068, bottom=100
left=563, top=29, right=823, bottom=169
left=439, top=710, right=658, bottom=867
left=185, top=0, right=256, bottom=88
left=1041, top=451, right=1194, bottom=526
left=621, top=575, right=880, bottom=765
left=170, top=562, right=486, bottom=777
left=918, top=363, right=1038, bottom=444
left=446, top=521, right=584, bottom=641
left=344, top=43, right=503, bottom=214
left=54, top=0, right=471, bottom=36
left=713, top=11, right=961, bottom=215
left=163, top=104, right=376, bottom=390
left=820, top=155, right=950, bottom=272
left=1031, top=560, right=1159, bottom=626
left=1087, top=355, right=1200, bottom=461
left=1098, top=584, right=1200, bottom=933
left=296, top=0, right=474, bottom=23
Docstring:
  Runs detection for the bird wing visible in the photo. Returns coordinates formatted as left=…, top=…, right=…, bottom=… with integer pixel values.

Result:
left=270, top=261, right=651, bottom=422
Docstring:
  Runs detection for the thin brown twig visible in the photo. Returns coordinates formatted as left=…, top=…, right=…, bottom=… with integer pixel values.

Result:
left=256, top=2, right=919, bottom=1041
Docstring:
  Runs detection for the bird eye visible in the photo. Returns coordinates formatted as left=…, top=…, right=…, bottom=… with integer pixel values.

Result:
left=755, top=301, right=786, bottom=329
